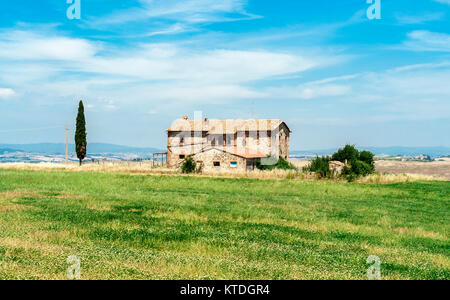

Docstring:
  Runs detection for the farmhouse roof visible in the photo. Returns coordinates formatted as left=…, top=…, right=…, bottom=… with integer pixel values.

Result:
left=167, top=119, right=290, bottom=133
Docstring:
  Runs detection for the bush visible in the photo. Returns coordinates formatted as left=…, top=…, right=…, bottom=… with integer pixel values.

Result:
left=304, top=156, right=331, bottom=178
left=275, top=156, right=297, bottom=170
left=350, top=159, right=373, bottom=177
left=342, top=160, right=372, bottom=182
left=359, top=150, right=375, bottom=172
left=328, top=144, right=376, bottom=180
left=332, top=144, right=359, bottom=163
left=181, top=156, right=196, bottom=174
left=303, top=145, right=376, bottom=181
left=257, top=156, right=297, bottom=171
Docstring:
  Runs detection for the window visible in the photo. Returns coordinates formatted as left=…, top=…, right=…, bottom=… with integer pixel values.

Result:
left=180, top=137, right=184, bottom=145
left=179, top=154, right=186, bottom=159
left=230, top=161, right=237, bottom=168
left=213, top=161, right=220, bottom=167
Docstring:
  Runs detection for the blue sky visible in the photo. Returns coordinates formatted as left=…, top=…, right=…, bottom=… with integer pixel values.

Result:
left=0, top=0, right=449, bottom=149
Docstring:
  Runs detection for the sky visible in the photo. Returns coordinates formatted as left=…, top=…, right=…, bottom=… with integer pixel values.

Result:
left=0, top=0, right=449, bottom=150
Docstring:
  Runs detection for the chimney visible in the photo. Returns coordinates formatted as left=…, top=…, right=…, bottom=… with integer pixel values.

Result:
left=182, top=115, right=188, bottom=120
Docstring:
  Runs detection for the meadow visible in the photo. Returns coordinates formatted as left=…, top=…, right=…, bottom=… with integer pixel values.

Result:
left=0, top=168, right=448, bottom=280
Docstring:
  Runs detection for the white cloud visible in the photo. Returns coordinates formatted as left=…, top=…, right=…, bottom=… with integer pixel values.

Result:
left=138, top=84, right=265, bottom=103
left=0, top=88, right=16, bottom=99
left=339, top=64, right=450, bottom=121
left=0, top=29, right=318, bottom=84
left=0, top=30, right=99, bottom=61
left=266, top=83, right=351, bottom=100
left=396, top=12, right=444, bottom=24
left=88, top=0, right=260, bottom=32
left=2, top=27, right=448, bottom=125
left=139, top=0, right=255, bottom=21
left=434, top=0, right=450, bottom=5
left=0, top=29, right=320, bottom=84
left=300, top=85, right=351, bottom=99
left=75, top=47, right=316, bottom=84
left=145, top=23, right=192, bottom=37
left=390, top=61, right=450, bottom=72
left=401, top=30, right=450, bottom=52
left=306, top=74, right=361, bottom=85
left=0, top=28, right=329, bottom=110
left=262, top=62, right=450, bottom=124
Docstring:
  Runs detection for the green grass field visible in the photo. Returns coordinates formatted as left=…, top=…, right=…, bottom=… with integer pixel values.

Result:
left=0, top=169, right=448, bottom=280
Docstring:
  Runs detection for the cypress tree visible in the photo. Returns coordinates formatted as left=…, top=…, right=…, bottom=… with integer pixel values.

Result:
left=75, top=100, right=87, bottom=166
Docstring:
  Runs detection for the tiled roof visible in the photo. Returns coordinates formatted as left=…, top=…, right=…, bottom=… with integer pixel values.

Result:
left=167, top=119, right=289, bottom=133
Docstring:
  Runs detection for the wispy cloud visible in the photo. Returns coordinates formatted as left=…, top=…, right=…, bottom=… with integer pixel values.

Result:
left=144, top=23, right=192, bottom=37
left=270, top=62, right=450, bottom=128
left=82, top=48, right=317, bottom=83
left=265, top=83, right=351, bottom=100
left=87, top=0, right=261, bottom=35
left=434, top=0, right=450, bottom=5
left=390, top=61, right=450, bottom=72
left=0, top=27, right=331, bottom=110
left=396, top=12, right=444, bottom=24
left=0, top=30, right=99, bottom=61
left=5, top=25, right=449, bottom=124
left=0, top=88, right=16, bottom=99
left=400, top=30, right=450, bottom=52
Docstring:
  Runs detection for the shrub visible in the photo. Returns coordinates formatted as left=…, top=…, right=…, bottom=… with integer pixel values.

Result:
left=331, top=144, right=359, bottom=163
left=328, top=145, right=376, bottom=180
left=275, top=157, right=297, bottom=170
left=181, top=156, right=196, bottom=174
left=350, top=159, right=373, bottom=177
left=257, top=156, right=297, bottom=171
left=359, top=150, right=375, bottom=172
left=343, top=161, right=372, bottom=182
left=304, top=156, right=331, bottom=178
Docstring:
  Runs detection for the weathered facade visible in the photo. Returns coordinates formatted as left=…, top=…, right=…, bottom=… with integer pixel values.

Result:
left=166, top=116, right=291, bottom=171
left=191, top=148, right=261, bottom=172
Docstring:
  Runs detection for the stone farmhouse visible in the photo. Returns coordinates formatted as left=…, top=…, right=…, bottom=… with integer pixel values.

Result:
left=166, top=116, right=291, bottom=172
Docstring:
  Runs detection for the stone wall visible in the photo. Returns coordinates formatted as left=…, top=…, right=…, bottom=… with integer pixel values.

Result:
left=278, top=124, right=290, bottom=159
left=167, top=131, right=205, bottom=167
left=192, top=149, right=247, bottom=172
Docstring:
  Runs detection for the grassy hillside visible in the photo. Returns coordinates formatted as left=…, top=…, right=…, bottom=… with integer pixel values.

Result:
left=0, top=169, right=448, bottom=280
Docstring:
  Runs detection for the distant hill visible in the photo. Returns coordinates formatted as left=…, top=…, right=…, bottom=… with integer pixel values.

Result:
left=3, top=143, right=449, bottom=158
left=0, top=143, right=163, bottom=154
left=0, top=148, right=22, bottom=155
left=291, top=146, right=450, bottom=158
